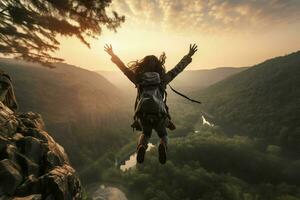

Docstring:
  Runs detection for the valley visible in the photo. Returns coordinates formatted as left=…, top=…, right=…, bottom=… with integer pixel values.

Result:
left=1, top=51, right=299, bottom=199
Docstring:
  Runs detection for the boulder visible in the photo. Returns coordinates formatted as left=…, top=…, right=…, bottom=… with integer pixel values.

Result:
left=12, top=133, right=24, bottom=142
left=40, top=165, right=82, bottom=200
left=0, top=136, right=10, bottom=157
left=0, top=102, right=18, bottom=137
left=0, top=103, right=82, bottom=199
left=15, top=153, right=40, bottom=177
left=1, top=144, right=17, bottom=161
left=15, top=175, right=40, bottom=196
left=16, top=136, right=43, bottom=164
left=17, top=113, right=44, bottom=130
left=0, top=159, right=23, bottom=195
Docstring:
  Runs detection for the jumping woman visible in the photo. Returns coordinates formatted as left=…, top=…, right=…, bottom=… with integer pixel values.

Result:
left=104, top=44, right=198, bottom=164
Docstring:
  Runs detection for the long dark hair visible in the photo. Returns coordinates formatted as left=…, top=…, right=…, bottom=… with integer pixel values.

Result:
left=128, top=52, right=167, bottom=78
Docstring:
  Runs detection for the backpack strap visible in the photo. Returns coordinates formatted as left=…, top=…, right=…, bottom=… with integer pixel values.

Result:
left=168, top=84, right=202, bottom=104
left=133, top=84, right=140, bottom=120
left=163, top=90, right=171, bottom=120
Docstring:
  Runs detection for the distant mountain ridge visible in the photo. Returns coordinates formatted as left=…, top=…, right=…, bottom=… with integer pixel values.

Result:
left=168, top=67, right=248, bottom=91
left=97, top=67, right=247, bottom=98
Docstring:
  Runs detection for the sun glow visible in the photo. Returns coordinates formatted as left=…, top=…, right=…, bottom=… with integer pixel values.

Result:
left=53, top=0, right=300, bottom=71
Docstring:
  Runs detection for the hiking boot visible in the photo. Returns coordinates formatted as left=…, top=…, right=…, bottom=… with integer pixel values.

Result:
left=137, top=144, right=146, bottom=164
left=158, top=142, right=167, bottom=164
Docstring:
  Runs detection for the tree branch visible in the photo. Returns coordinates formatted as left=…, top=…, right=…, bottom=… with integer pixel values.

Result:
left=0, top=7, right=8, bottom=14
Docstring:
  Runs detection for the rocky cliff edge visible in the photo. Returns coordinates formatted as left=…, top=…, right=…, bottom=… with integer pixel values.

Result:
left=0, top=102, right=82, bottom=200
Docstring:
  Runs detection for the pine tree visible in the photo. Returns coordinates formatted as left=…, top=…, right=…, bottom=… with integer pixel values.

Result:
left=0, top=0, right=124, bottom=66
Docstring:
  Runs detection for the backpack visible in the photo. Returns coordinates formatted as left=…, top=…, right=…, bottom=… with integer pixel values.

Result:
left=134, top=72, right=167, bottom=119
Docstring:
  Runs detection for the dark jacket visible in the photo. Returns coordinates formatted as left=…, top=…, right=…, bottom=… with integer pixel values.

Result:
left=111, top=54, right=192, bottom=129
left=111, top=54, right=192, bottom=87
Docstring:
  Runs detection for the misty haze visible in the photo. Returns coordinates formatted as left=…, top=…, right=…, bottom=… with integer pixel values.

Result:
left=0, top=0, right=299, bottom=200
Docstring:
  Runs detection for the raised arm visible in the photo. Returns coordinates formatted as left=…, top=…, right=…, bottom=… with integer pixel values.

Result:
left=104, top=44, right=136, bottom=84
left=164, top=44, right=198, bottom=84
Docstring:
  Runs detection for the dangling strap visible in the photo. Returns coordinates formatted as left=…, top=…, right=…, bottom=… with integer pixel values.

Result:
left=133, top=84, right=140, bottom=120
left=163, top=90, right=171, bottom=120
left=134, top=85, right=139, bottom=111
left=168, top=84, right=201, bottom=104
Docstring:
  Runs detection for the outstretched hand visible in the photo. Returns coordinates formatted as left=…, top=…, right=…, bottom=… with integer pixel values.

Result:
left=188, top=44, right=198, bottom=57
left=159, top=52, right=167, bottom=65
left=104, top=44, right=114, bottom=56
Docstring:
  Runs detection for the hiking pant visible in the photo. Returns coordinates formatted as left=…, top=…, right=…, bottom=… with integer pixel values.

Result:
left=137, top=116, right=168, bottom=147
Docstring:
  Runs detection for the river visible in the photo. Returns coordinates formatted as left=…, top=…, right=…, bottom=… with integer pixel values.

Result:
left=90, top=184, right=127, bottom=200
left=194, top=115, right=214, bottom=133
left=120, top=143, right=155, bottom=171
left=89, top=144, right=155, bottom=200
left=202, top=115, right=214, bottom=126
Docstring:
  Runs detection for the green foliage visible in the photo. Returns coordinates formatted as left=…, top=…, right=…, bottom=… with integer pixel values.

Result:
left=167, top=101, right=200, bottom=137
left=0, top=0, right=124, bottom=65
left=201, top=51, right=300, bottom=155
left=117, top=126, right=300, bottom=200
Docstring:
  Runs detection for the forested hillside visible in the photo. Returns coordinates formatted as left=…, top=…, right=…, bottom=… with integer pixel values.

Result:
left=0, top=59, right=132, bottom=171
left=201, top=51, right=300, bottom=154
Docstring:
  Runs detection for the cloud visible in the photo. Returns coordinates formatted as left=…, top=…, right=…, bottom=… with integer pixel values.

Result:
left=111, top=0, right=300, bottom=32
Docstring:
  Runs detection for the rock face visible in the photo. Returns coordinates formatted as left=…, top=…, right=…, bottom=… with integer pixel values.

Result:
left=0, top=102, right=82, bottom=199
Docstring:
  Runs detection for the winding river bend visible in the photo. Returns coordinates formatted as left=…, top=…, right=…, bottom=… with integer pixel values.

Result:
left=90, top=144, right=155, bottom=199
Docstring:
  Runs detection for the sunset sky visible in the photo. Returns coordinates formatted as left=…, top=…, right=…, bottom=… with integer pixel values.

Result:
left=54, top=0, right=300, bottom=71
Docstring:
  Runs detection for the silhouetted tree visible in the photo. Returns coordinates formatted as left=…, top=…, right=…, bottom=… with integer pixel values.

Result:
left=0, top=0, right=124, bottom=66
